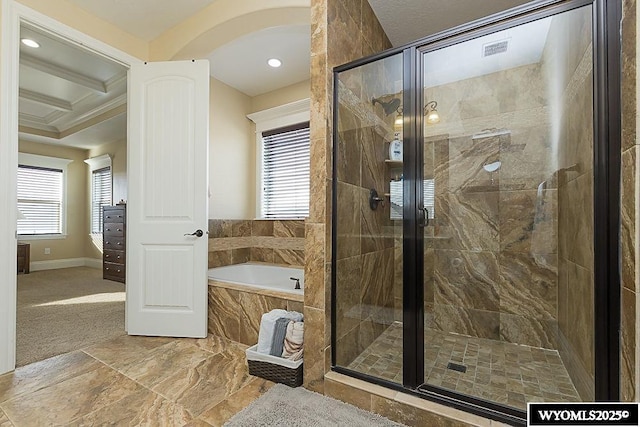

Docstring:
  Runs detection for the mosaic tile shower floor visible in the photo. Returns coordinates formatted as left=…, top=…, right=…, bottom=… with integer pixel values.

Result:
left=348, top=322, right=581, bottom=410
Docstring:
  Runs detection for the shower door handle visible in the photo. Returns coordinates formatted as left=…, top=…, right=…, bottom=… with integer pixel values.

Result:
left=419, top=207, right=429, bottom=227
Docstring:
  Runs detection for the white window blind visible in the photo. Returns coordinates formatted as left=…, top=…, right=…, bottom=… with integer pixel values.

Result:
left=261, top=122, right=310, bottom=219
left=17, top=165, right=63, bottom=235
left=389, top=179, right=435, bottom=220
left=91, top=166, right=112, bottom=233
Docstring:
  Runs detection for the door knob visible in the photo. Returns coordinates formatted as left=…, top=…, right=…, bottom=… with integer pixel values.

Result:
left=184, top=229, right=204, bottom=237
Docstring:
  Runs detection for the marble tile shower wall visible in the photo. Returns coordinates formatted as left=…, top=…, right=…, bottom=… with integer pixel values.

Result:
left=334, top=55, right=398, bottom=368
left=207, top=219, right=305, bottom=268
left=619, top=0, right=637, bottom=403
left=547, top=7, right=596, bottom=401
left=422, top=62, right=560, bottom=351
left=306, top=0, right=392, bottom=394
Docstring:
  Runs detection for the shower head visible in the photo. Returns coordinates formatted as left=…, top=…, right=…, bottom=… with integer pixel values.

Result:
left=483, top=161, right=501, bottom=173
left=372, top=97, right=401, bottom=116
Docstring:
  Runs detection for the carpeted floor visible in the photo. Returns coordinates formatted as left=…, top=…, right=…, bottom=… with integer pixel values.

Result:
left=224, top=384, right=405, bottom=426
left=16, top=266, right=126, bottom=367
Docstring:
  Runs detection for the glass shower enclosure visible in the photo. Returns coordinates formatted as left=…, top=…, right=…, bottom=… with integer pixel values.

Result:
left=332, top=0, right=621, bottom=423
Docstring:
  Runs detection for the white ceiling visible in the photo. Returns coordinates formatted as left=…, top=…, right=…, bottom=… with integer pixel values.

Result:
left=424, top=17, right=552, bottom=88
left=26, top=1, right=545, bottom=149
left=68, top=0, right=219, bottom=41
left=207, top=25, right=311, bottom=97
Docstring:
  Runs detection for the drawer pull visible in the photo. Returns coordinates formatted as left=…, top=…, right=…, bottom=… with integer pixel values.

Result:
left=105, top=254, right=110, bottom=258
left=105, top=241, right=110, bottom=245
left=117, top=242, right=122, bottom=246
left=106, top=216, right=111, bottom=219
left=117, top=269, right=121, bottom=273
left=117, top=228, right=122, bottom=232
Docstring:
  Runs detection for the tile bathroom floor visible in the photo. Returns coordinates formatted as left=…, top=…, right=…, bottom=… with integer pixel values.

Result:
left=0, top=334, right=274, bottom=426
left=348, top=322, right=581, bottom=410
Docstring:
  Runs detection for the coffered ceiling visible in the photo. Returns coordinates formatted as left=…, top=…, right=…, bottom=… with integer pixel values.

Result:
left=18, top=24, right=127, bottom=149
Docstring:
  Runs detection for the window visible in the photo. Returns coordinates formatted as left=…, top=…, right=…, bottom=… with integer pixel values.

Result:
left=85, top=154, right=112, bottom=234
left=261, top=122, right=310, bottom=218
left=91, top=167, right=112, bottom=233
left=17, top=153, right=72, bottom=237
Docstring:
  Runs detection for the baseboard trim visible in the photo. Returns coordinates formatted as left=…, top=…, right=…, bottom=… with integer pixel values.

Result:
left=30, top=257, right=102, bottom=272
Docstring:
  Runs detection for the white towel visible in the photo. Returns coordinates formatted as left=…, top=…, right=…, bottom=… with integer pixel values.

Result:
left=257, top=309, right=303, bottom=354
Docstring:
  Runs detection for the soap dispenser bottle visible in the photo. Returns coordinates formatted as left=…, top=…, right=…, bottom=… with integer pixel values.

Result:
left=389, top=132, right=403, bottom=161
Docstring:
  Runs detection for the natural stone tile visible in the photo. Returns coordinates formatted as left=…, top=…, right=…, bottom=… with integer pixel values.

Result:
left=371, top=395, right=468, bottom=427
left=335, top=255, right=362, bottom=339
left=337, top=108, right=362, bottom=186
left=620, top=287, right=636, bottom=401
left=249, top=247, right=274, bottom=264
left=433, top=305, right=499, bottom=340
left=303, top=307, right=325, bottom=392
left=620, top=146, right=637, bottom=292
left=0, top=351, right=102, bottom=404
left=499, top=252, right=557, bottom=320
left=237, top=293, right=288, bottom=346
left=304, top=223, right=326, bottom=310
left=83, top=335, right=175, bottom=372
left=115, top=341, right=213, bottom=389
left=566, top=261, right=594, bottom=376
left=434, top=191, right=499, bottom=252
left=434, top=249, right=499, bottom=311
left=0, top=409, right=11, bottom=427
left=621, top=0, right=636, bottom=152
left=287, top=300, right=304, bottom=313
left=336, top=181, right=361, bottom=259
left=208, top=219, right=231, bottom=238
left=273, top=220, right=305, bottom=238
left=325, top=377, right=372, bottom=411
left=499, top=314, right=557, bottom=349
left=197, top=378, right=274, bottom=426
left=231, top=248, right=250, bottom=264
left=1, top=365, right=142, bottom=426
left=251, top=220, right=273, bottom=236
left=231, top=220, right=251, bottom=237
left=499, top=189, right=557, bottom=254
left=152, top=346, right=252, bottom=417
left=208, top=250, right=231, bottom=268
left=67, top=388, right=195, bottom=426
left=327, top=0, right=362, bottom=68
left=208, top=287, right=240, bottom=342
left=273, top=249, right=305, bottom=267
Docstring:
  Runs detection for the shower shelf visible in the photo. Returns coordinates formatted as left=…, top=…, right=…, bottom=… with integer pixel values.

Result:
left=385, top=160, right=402, bottom=167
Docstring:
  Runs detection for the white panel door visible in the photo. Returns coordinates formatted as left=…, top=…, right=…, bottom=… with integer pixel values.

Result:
left=128, top=60, right=209, bottom=337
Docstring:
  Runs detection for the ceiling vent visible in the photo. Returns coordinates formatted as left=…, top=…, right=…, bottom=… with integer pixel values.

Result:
left=483, top=40, right=509, bottom=57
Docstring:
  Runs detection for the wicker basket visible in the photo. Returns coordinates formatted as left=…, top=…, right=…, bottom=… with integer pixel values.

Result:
left=246, top=345, right=303, bottom=387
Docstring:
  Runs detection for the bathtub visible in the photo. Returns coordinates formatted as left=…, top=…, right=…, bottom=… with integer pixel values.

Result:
left=208, top=263, right=304, bottom=296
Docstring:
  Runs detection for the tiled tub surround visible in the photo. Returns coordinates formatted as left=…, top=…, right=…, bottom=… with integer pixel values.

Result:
left=208, top=279, right=304, bottom=347
left=208, top=219, right=305, bottom=268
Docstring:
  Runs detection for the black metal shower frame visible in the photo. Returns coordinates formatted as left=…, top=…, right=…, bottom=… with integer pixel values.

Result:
left=330, top=0, right=622, bottom=425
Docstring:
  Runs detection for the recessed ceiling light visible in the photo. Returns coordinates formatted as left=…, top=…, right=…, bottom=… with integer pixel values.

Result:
left=21, top=38, right=40, bottom=48
left=267, top=58, right=282, bottom=68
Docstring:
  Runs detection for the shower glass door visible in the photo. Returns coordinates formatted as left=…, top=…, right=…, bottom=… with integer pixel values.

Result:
left=419, top=4, right=595, bottom=410
left=333, top=52, right=405, bottom=383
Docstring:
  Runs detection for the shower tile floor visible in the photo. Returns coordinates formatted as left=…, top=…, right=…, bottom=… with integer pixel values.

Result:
left=348, top=322, right=581, bottom=410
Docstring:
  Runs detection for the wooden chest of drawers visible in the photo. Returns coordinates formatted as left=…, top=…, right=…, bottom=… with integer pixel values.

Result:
left=103, top=205, right=126, bottom=283
left=17, top=242, right=30, bottom=274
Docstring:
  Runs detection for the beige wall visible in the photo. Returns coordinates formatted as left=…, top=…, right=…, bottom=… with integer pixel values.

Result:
left=209, top=77, right=254, bottom=219
left=209, top=79, right=311, bottom=220
left=17, top=140, right=88, bottom=262
left=85, top=139, right=127, bottom=260
left=250, top=79, right=310, bottom=113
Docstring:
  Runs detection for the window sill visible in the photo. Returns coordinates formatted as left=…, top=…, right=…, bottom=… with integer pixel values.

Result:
left=17, top=234, right=67, bottom=241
